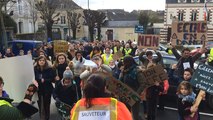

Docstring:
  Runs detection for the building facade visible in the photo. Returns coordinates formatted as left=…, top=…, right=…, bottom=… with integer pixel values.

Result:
left=7, top=0, right=38, bottom=34
left=161, top=0, right=213, bottom=41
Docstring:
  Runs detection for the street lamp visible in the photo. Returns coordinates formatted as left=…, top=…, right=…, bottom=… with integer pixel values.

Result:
left=0, top=0, right=11, bottom=50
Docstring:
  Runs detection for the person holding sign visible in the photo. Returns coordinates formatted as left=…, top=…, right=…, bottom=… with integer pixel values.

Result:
left=119, top=56, right=142, bottom=120
left=139, top=48, right=162, bottom=68
left=171, top=45, right=206, bottom=76
left=70, top=74, right=132, bottom=120
left=177, top=81, right=205, bottom=120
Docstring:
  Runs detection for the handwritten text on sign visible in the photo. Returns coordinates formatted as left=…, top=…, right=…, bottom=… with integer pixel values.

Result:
left=103, top=74, right=141, bottom=107
left=171, top=21, right=207, bottom=45
left=190, top=64, right=213, bottom=95
left=138, top=34, right=159, bottom=48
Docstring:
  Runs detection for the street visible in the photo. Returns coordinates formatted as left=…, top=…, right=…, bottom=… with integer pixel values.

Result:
left=30, top=98, right=213, bottom=120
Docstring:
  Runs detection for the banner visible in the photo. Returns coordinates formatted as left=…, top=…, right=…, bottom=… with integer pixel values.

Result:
left=137, top=34, right=160, bottom=49
left=53, top=40, right=69, bottom=53
left=190, top=64, right=213, bottom=95
left=0, top=55, right=34, bottom=102
left=171, top=21, right=207, bottom=45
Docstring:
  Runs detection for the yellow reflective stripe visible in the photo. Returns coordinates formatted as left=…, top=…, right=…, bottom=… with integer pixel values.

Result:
left=0, top=100, right=12, bottom=107
left=209, top=49, right=213, bottom=62
left=110, top=98, right=118, bottom=120
left=114, top=47, right=118, bottom=53
left=71, top=100, right=81, bottom=120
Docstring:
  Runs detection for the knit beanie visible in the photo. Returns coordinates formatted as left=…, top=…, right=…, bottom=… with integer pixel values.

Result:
left=63, top=69, right=73, bottom=79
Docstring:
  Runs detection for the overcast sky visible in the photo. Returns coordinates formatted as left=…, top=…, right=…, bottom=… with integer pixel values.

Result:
left=73, top=0, right=166, bottom=12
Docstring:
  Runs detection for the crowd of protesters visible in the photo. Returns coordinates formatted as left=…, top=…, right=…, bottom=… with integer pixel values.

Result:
left=0, top=39, right=212, bottom=120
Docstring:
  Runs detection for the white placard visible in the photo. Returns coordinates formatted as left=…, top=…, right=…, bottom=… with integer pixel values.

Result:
left=83, top=60, right=98, bottom=68
left=79, top=110, right=110, bottom=120
left=0, top=55, right=34, bottom=102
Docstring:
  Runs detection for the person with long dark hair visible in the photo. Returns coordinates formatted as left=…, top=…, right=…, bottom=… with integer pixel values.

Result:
left=119, top=56, right=142, bottom=120
left=70, top=74, right=132, bottom=120
left=34, top=56, right=56, bottom=120
left=53, top=53, right=69, bottom=86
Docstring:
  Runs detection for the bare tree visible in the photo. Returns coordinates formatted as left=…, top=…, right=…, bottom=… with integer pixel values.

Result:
left=67, top=11, right=81, bottom=40
left=35, top=0, right=60, bottom=42
left=94, top=11, right=106, bottom=41
left=27, top=0, right=38, bottom=39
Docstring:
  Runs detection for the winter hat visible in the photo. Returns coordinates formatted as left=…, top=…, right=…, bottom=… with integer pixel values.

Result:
left=63, top=67, right=73, bottom=79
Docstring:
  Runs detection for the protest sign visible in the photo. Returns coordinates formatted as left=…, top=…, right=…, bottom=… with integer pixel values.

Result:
left=189, top=64, right=213, bottom=117
left=171, top=21, right=207, bottom=45
left=137, top=65, right=168, bottom=93
left=137, top=34, right=160, bottom=49
left=190, top=64, right=213, bottom=95
left=54, top=40, right=69, bottom=53
left=112, top=51, right=123, bottom=61
left=101, top=73, right=141, bottom=107
left=0, top=55, right=34, bottom=102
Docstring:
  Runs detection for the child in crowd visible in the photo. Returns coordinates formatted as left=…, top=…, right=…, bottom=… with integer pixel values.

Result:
left=0, top=76, right=9, bottom=98
left=168, top=64, right=194, bottom=85
left=177, top=81, right=205, bottom=120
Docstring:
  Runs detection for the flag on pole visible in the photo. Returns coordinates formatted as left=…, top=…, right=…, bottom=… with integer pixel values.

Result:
left=204, top=2, right=208, bottom=21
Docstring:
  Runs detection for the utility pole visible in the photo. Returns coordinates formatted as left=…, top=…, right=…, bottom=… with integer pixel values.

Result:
left=0, top=0, right=8, bottom=50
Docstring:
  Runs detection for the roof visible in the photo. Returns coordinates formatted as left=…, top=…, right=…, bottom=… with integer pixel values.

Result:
left=98, top=9, right=138, bottom=21
left=106, top=21, right=139, bottom=27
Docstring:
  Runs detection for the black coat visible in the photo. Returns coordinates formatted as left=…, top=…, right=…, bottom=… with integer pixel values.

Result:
left=177, top=97, right=194, bottom=120
left=53, top=81, right=78, bottom=106
left=34, top=67, right=56, bottom=95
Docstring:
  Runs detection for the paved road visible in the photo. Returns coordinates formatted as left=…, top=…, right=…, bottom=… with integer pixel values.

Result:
left=30, top=99, right=213, bottom=120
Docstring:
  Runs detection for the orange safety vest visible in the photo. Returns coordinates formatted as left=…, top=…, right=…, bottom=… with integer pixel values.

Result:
left=70, top=98, right=132, bottom=120
left=102, top=54, right=114, bottom=65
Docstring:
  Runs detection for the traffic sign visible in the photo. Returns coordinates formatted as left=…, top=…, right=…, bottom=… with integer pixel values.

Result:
left=135, top=25, right=144, bottom=33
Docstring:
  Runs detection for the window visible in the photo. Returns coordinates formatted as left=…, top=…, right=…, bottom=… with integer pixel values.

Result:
left=18, top=22, right=23, bottom=33
left=179, top=0, right=186, bottom=3
left=191, top=0, right=199, bottom=2
left=61, top=16, right=66, bottom=24
left=191, top=11, right=197, bottom=21
left=178, top=11, right=184, bottom=21
left=60, top=4, right=64, bottom=9
left=207, top=11, right=211, bottom=21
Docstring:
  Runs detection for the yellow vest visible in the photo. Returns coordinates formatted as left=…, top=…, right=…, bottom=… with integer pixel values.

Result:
left=71, top=98, right=118, bottom=120
left=209, top=48, right=213, bottom=62
left=102, top=54, right=114, bottom=65
left=0, top=100, right=12, bottom=107
left=124, top=48, right=132, bottom=56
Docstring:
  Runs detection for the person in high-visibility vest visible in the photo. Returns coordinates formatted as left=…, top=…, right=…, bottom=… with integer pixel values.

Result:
left=122, top=43, right=132, bottom=56
left=70, top=74, right=132, bottom=120
left=208, top=48, right=213, bottom=66
left=101, top=47, right=114, bottom=65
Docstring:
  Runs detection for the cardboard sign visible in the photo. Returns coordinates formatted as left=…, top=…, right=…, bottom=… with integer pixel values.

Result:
left=171, top=21, right=207, bottom=45
left=112, top=51, right=123, bottom=61
left=54, top=40, right=69, bottom=53
left=101, top=73, right=141, bottom=107
left=137, top=65, right=168, bottom=93
left=190, top=64, right=213, bottom=95
left=137, top=34, right=159, bottom=49
left=0, top=55, right=34, bottom=102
